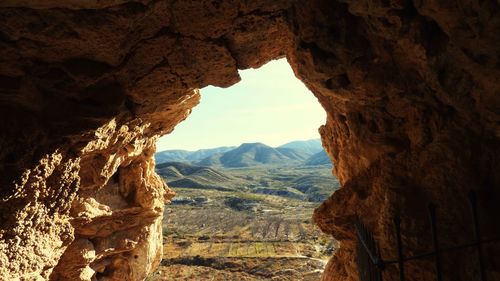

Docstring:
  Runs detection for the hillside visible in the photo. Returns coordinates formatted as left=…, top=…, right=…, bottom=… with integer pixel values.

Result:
left=155, top=150, right=191, bottom=163
left=197, top=142, right=323, bottom=168
left=157, top=162, right=237, bottom=192
left=304, top=150, right=332, bottom=166
left=155, top=146, right=235, bottom=164
left=274, top=147, right=311, bottom=161
left=278, top=139, right=323, bottom=155
left=156, top=161, right=339, bottom=203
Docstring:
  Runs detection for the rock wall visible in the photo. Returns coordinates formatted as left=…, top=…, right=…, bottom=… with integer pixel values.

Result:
left=292, top=1, right=500, bottom=280
left=0, top=1, right=498, bottom=280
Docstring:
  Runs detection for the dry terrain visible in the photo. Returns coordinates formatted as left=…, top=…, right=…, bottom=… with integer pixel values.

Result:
left=151, top=164, right=338, bottom=280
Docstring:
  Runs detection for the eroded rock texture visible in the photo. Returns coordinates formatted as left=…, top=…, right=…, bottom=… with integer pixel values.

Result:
left=0, top=0, right=498, bottom=280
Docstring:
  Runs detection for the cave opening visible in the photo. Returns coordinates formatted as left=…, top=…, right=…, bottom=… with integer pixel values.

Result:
left=1, top=1, right=499, bottom=281
left=152, top=58, right=340, bottom=280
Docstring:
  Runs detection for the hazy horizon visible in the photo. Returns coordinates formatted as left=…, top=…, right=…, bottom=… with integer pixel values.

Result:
left=156, top=138, right=321, bottom=152
left=156, top=59, right=326, bottom=151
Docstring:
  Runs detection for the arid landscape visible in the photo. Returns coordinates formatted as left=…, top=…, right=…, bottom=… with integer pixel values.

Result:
left=149, top=140, right=339, bottom=280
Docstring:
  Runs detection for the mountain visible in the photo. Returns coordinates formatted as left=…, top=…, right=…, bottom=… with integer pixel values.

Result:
left=155, top=150, right=191, bottom=163
left=197, top=143, right=304, bottom=168
left=275, top=147, right=311, bottom=161
left=155, top=146, right=235, bottom=164
left=185, top=147, right=236, bottom=161
left=278, top=139, right=323, bottom=155
left=304, top=150, right=332, bottom=166
left=155, top=139, right=331, bottom=168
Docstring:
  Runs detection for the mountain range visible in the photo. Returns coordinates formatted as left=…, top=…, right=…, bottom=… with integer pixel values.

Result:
left=155, top=146, right=236, bottom=164
left=155, top=139, right=331, bottom=168
left=155, top=139, right=339, bottom=202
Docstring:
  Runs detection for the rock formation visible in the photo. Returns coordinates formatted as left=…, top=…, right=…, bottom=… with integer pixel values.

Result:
left=0, top=0, right=498, bottom=280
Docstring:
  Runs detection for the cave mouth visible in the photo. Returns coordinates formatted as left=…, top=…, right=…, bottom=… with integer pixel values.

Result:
left=1, top=1, right=499, bottom=281
left=152, top=58, right=340, bottom=279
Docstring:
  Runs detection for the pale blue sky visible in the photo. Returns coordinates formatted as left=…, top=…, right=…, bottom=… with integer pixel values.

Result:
left=156, top=59, right=326, bottom=151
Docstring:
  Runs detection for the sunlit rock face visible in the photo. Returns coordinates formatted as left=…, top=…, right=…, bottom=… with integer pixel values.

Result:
left=0, top=1, right=498, bottom=280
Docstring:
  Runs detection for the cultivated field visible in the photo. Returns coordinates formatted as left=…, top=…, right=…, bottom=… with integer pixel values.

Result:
left=151, top=164, right=339, bottom=280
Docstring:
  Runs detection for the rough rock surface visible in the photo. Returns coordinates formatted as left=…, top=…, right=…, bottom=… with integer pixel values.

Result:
left=0, top=1, right=499, bottom=281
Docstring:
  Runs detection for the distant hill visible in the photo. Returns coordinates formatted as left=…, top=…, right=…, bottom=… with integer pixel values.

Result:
left=304, top=150, right=332, bottom=166
left=197, top=143, right=304, bottom=168
left=155, top=139, right=332, bottom=168
left=185, top=147, right=236, bottom=161
left=155, top=146, right=235, bottom=164
left=155, top=150, right=191, bottom=163
left=156, top=161, right=340, bottom=202
left=156, top=162, right=236, bottom=192
left=278, top=139, right=323, bottom=155
left=275, top=147, right=311, bottom=161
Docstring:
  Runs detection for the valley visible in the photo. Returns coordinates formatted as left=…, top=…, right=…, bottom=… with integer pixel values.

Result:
left=151, top=140, right=340, bottom=280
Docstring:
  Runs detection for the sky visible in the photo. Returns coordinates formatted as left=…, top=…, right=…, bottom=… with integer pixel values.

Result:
left=156, top=58, right=326, bottom=151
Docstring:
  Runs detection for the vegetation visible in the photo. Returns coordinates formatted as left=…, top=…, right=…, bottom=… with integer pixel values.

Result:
left=155, top=140, right=340, bottom=280
left=160, top=162, right=339, bottom=203
left=158, top=186, right=337, bottom=280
